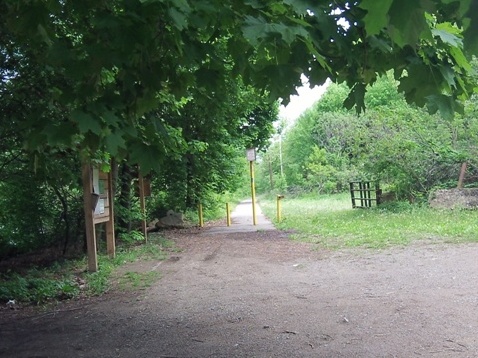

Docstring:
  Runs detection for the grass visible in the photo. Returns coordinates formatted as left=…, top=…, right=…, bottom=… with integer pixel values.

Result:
left=117, top=271, right=161, bottom=291
left=259, top=192, right=478, bottom=249
left=83, top=233, right=170, bottom=295
left=0, top=233, right=173, bottom=305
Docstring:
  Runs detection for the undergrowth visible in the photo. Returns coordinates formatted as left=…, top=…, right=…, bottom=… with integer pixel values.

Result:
left=0, top=233, right=172, bottom=305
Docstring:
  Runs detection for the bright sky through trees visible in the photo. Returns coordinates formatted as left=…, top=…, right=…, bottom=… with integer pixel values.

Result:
left=279, top=75, right=329, bottom=123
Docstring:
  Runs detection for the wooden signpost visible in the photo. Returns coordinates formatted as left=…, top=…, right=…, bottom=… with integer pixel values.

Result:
left=82, top=163, right=115, bottom=272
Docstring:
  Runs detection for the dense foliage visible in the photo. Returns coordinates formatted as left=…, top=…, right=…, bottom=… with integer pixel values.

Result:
left=2, top=0, right=477, bottom=168
left=259, top=71, right=478, bottom=201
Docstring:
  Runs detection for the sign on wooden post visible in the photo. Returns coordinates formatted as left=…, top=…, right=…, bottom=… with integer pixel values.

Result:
left=246, top=148, right=256, bottom=162
left=82, top=163, right=116, bottom=272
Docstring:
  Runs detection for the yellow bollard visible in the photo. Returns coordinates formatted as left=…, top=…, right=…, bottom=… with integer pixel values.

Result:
left=226, top=203, right=231, bottom=226
left=250, top=161, right=257, bottom=225
left=276, top=194, right=284, bottom=222
left=198, top=202, right=204, bottom=227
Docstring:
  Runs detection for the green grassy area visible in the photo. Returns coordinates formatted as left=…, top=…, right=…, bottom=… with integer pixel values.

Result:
left=0, top=233, right=172, bottom=305
left=259, top=192, right=478, bottom=249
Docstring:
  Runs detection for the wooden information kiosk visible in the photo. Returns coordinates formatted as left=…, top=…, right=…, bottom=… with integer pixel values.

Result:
left=82, top=163, right=115, bottom=272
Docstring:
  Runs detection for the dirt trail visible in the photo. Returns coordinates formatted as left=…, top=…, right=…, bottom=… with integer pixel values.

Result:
left=1, top=202, right=478, bottom=357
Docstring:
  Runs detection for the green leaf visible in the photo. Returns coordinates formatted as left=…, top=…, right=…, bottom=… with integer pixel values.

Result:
left=442, top=0, right=471, bottom=17
left=463, top=0, right=478, bottom=53
left=431, top=26, right=463, bottom=48
left=72, top=110, right=102, bottom=134
left=37, top=24, right=53, bottom=46
left=282, top=0, right=312, bottom=14
left=359, top=0, right=393, bottom=36
left=439, top=65, right=456, bottom=90
left=242, top=16, right=272, bottom=46
left=129, top=142, right=160, bottom=173
left=343, top=83, right=366, bottom=113
left=242, top=16, right=307, bottom=46
left=101, top=111, right=120, bottom=128
left=44, top=122, right=77, bottom=146
left=388, top=0, right=430, bottom=48
left=105, top=132, right=126, bottom=157
left=397, top=64, right=439, bottom=107
left=283, top=0, right=326, bottom=16
left=449, top=46, right=471, bottom=72
left=244, top=0, right=265, bottom=10
left=172, top=0, right=191, bottom=13
left=426, top=94, right=461, bottom=120
left=368, top=36, right=393, bottom=53
left=169, top=8, right=188, bottom=30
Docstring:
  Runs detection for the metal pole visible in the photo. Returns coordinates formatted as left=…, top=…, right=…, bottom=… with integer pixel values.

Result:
left=226, top=203, right=231, bottom=226
left=198, top=202, right=204, bottom=227
left=250, top=160, right=257, bottom=225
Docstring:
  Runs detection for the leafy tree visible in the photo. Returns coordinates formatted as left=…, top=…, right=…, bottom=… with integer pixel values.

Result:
left=0, top=149, right=84, bottom=259
left=152, top=81, right=277, bottom=211
left=1, top=0, right=476, bottom=171
left=304, top=146, right=337, bottom=193
left=0, top=25, right=85, bottom=257
left=271, top=70, right=478, bottom=200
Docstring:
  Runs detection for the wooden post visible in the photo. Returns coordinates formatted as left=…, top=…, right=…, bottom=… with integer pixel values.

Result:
left=106, top=169, right=115, bottom=258
left=82, top=163, right=98, bottom=272
left=457, top=162, right=467, bottom=189
left=350, top=182, right=356, bottom=208
left=376, top=182, right=382, bottom=205
left=359, top=182, right=363, bottom=207
left=268, top=157, right=274, bottom=190
left=138, top=172, right=148, bottom=243
left=366, top=181, right=371, bottom=207
left=198, top=203, right=204, bottom=227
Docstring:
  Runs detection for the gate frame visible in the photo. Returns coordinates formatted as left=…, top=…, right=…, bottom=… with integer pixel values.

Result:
left=349, top=181, right=382, bottom=208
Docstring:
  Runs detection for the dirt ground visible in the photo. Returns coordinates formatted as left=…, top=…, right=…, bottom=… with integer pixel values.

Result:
left=1, top=226, right=478, bottom=358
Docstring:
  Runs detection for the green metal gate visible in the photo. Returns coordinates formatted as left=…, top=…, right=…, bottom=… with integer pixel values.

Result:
left=349, top=181, right=381, bottom=208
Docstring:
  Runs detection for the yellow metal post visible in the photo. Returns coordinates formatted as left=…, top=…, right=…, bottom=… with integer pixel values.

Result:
left=226, top=203, right=231, bottom=226
left=250, top=160, right=257, bottom=225
left=276, top=195, right=284, bottom=222
left=198, top=202, right=204, bottom=227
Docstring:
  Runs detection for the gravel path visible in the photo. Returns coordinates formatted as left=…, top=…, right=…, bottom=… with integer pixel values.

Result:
left=1, top=206, right=478, bottom=357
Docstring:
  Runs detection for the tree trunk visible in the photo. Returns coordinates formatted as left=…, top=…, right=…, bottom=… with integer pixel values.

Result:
left=117, top=162, right=134, bottom=232
left=185, top=154, right=196, bottom=209
left=268, top=156, right=274, bottom=190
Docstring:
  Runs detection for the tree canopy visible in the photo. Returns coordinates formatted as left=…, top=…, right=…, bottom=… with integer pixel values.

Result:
left=2, top=0, right=477, bottom=171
